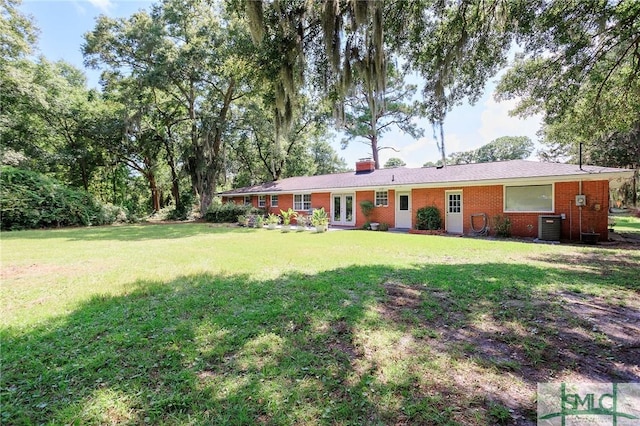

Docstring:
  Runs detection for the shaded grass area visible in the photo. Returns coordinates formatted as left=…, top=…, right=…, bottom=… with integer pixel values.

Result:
left=2, top=225, right=639, bottom=425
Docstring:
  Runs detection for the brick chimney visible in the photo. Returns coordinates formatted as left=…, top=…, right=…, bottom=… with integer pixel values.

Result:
left=355, top=158, right=376, bottom=173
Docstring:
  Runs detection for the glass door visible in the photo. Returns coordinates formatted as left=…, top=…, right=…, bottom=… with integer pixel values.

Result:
left=345, top=195, right=353, bottom=223
left=332, top=194, right=355, bottom=226
left=333, top=195, right=341, bottom=222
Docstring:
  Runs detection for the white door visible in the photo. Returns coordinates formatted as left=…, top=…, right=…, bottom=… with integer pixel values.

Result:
left=446, top=191, right=463, bottom=233
left=331, top=194, right=355, bottom=226
left=395, top=192, right=412, bottom=228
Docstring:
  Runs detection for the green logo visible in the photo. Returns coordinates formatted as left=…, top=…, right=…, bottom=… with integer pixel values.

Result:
left=538, top=383, right=640, bottom=425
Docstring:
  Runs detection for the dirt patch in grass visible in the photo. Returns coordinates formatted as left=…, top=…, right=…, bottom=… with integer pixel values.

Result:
left=1, top=263, right=67, bottom=280
left=381, top=281, right=640, bottom=425
left=1, top=262, right=104, bottom=281
left=383, top=282, right=423, bottom=310
left=326, top=320, right=362, bottom=362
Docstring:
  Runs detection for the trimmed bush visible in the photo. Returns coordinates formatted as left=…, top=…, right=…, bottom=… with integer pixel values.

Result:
left=204, top=201, right=264, bottom=223
left=416, top=206, right=442, bottom=230
left=0, top=166, right=115, bottom=230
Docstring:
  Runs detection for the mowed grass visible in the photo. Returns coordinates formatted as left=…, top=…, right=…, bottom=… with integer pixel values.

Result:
left=2, top=223, right=639, bottom=425
left=613, top=214, right=640, bottom=234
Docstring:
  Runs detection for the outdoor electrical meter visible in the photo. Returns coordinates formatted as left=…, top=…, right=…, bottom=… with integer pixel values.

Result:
left=575, top=195, right=586, bottom=206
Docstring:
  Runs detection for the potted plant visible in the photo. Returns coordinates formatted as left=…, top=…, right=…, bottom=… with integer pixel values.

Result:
left=267, top=213, right=279, bottom=230
left=359, top=200, right=377, bottom=230
left=581, top=228, right=600, bottom=244
left=280, top=208, right=297, bottom=233
left=237, top=214, right=248, bottom=227
left=296, top=214, right=308, bottom=231
left=311, top=207, right=329, bottom=233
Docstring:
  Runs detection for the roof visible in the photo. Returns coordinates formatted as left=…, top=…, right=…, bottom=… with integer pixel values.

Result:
left=219, top=160, right=634, bottom=196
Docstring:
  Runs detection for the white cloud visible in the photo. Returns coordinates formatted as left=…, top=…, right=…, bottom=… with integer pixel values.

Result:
left=478, top=96, right=542, bottom=147
left=72, top=1, right=87, bottom=15
left=88, top=0, right=115, bottom=14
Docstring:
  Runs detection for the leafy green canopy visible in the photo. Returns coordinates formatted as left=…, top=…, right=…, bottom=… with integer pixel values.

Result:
left=496, top=1, right=640, bottom=163
left=449, top=136, right=534, bottom=165
left=384, top=157, right=406, bottom=169
left=83, top=0, right=258, bottom=213
left=0, top=166, right=116, bottom=230
left=238, top=0, right=520, bottom=165
left=495, top=1, right=639, bottom=204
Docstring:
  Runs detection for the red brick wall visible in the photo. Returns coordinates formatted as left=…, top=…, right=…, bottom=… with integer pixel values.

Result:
left=555, top=181, right=610, bottom=240
left=373, top=189, right=396, bottom=226
left=222, top=179, right=611, bottom=240
left=355, top=160, right=376, bottom=172
left=354, top=190, right=396, bottom=226
left=412, top=180, right=611, bottom=241
left=354, top=191, right=373, bottom=225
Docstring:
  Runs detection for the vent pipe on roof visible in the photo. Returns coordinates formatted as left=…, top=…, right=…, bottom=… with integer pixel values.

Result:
left=579, top=142, right=583, bottom=170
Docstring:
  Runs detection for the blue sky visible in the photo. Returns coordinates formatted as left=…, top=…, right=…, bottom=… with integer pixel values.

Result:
left=20, top=0, right=543, bottom=168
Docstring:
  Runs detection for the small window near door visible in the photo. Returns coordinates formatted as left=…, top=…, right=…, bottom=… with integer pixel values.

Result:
left=258, top=195, right=266, bottom=208
left=244, top=196, right=252, bottom=205
left=399, top=195, right=409, bottom=211
left=375, top=191, right=388, bottom=206
left=448, top=194, right=461, bottom=213
left=270, top=195, right=279, bottom=207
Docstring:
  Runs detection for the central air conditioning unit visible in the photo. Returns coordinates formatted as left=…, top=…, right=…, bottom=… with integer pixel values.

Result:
left=538, top=215, right=562, bottom=241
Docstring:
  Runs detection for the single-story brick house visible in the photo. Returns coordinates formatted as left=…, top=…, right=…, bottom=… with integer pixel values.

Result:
left=219, top=159, right=633, bottom=241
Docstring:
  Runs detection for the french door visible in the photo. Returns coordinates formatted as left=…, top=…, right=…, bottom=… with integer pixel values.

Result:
left=332, top=193, right=355, bottom=226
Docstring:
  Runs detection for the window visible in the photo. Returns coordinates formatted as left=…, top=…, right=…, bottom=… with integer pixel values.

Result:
left=448, top=193, right=461, bottom=213
left=505, top=184, right=553, bottom=212
left=399, top=194, right=409, bottom=211
left=243, top=196, right=251, bottom=205
left=294, top=194, right=311, bottom=211
left=375, top=191, right=388, bottom=207
left=270, top=195, right=279, bottom=207
left=258, top=195, right=266, bottom=208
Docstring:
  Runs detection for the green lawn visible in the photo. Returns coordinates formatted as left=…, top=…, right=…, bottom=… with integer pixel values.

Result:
left=612, top=214, right=640, bottom=234
left=2, top=223, right=639, bottom=425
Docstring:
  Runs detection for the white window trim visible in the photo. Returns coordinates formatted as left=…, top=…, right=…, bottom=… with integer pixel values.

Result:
left=446, top=191, right=462, bottom=214
left=258, top=195, right=266, bottom=207
left=503, top=183, right=554, bottom=213
left=294, top=193, right=312, bottom=211
left=270, top=194, right=279, bottom=207
left=375, top=190, right=389, bottom=207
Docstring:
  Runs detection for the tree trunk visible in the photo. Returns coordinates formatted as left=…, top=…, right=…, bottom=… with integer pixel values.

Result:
left=366, top=74, right=381, bottom=170
left=146, top=163, right=160, bottom=213
left=79, top=157, right=89, bottom=191
left=371, top=134, right=380, bottom=170
left=188, top=81, right=236, bottom=215
left=163, top=136, right=180, bottom=210
left=439, top=121, right=447, bottom=167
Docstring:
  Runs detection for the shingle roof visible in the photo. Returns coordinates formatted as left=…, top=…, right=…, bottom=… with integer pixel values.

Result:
left=219, top=160, right=633, bottom=195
